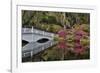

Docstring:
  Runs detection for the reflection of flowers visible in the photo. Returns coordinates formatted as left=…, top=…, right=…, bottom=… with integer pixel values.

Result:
left=74, top=43, right=84, bottom=55
left=74, top=48, right=84, bottom=55
left=57, top=41, right=67, bottom=49
left=74, top=29, right=85, bottom=55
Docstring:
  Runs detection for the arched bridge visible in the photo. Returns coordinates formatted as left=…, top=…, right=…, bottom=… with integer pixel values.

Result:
left=22, top=27, right=56, bottom=58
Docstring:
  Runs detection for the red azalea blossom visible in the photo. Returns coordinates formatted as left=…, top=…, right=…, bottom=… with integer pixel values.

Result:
left=74, top=43, right=84, bottom=54
left=75, top=36, right=81, bottom=41
left=75, top=30, right=85, bottom=38
left=74, top=39, right=80, bottom=43
left=58, top=29, right=67, bottom=38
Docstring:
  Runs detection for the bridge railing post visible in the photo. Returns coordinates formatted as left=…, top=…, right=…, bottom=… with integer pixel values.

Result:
left=32, top=26, right=33, bottom=33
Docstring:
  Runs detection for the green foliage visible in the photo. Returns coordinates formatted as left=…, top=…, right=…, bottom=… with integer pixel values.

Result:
left=22, top=10, right=90, bottom=29
left=80, top=38, right=90, bottom=47
left=53, top=35, right=59, bottom=41
left=41, top=47, right=62, bottom=61
left=51, top=24, right=62, bottom=33
left=81, top=24, right=90, bottom=32
left=40, top=16, right=57, bottom=24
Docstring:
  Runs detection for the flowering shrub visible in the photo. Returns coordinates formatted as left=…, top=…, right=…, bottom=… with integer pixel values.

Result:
left=54, top=24, right=90, bottom=60
left=37, top=24, right=90, bottom=61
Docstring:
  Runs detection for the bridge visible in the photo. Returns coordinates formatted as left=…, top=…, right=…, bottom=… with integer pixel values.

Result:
left=22, top=27, right=54, bottom=42
left=22, top=27, right=56, bottom=58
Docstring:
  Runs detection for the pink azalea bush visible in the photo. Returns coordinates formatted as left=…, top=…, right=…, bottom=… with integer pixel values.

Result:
left=52, top=24, right=89, bottom=60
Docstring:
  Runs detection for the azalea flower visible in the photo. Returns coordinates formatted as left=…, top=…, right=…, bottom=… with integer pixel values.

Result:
left=58, top=29, right=67, bottom=38
left=75, top=30, right=85, bottom=39
left=74, top=36, right=81, bottom=43
left=74, top=47, right=84, bottom=55
left=74, top=43, right=84, bottom=54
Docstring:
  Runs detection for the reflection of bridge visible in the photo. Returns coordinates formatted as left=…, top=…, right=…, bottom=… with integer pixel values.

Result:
left=22, top=27, right=56, bottom=58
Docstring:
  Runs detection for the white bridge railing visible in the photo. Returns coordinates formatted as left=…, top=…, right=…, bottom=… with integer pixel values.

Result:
left=22, top=27, right=54, bottom=37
